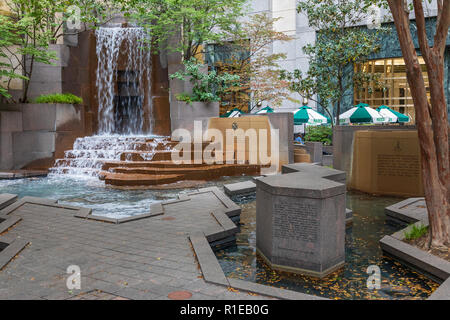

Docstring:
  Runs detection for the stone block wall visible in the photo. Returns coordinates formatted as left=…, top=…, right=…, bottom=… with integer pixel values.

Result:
left=256, top=163, right=347, bottom=278
left=27, top=44, right=70, bottom=101
left=332, top=125, right=417, bottom=175
left=0, top=103, right=84, bottom=170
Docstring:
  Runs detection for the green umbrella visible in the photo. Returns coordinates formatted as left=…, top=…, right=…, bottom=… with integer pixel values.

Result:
left=221, top=108, right=244, bottom=118
left=255, top=106, right=274, bottom=114
left=293, top=106, right=329, bottom=126
left=376, top=105, right=410, bottom=123
left=339, top=103, right=385, bottom=124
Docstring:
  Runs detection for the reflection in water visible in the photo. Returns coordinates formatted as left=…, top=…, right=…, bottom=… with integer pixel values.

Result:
left=216, top=192, right=438, bottom=300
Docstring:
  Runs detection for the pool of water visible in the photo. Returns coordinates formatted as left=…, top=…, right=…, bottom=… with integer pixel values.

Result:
left=0, top=174, right=251, bottom=219
left=0, top=174, right=438, bottom=299
left=216, top=192, right=439, bottom=300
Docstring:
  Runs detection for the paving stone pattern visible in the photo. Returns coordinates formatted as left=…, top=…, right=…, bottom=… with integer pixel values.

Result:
left=0, top=189, right=274, bottom=300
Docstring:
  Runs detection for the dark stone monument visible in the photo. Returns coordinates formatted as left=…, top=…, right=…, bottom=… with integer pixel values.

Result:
left=255, top=165, right=346, bottom=278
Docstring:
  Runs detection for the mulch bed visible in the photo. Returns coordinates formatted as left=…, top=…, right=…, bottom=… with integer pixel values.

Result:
left=406, top=232, right=450, bottom=262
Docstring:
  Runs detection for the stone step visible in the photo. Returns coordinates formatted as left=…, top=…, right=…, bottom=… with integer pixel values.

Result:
left=101, top=163, right=262, bottom=187
left=103, top=161, right=210, bottom=170
left=119, top=150, right=236, bottom=162
left=110, top=164, right=260, bottom=178
left=110, top=165, right=226, bottom=175
left=54, top=158, right=106, bottom=169
left=120, top=150, right=173, bottom=161
left=102, top=173, right=185, bottom=186
left=71, top=137, right=172, bottom=152
left=49, top=167, right=101, bottom=176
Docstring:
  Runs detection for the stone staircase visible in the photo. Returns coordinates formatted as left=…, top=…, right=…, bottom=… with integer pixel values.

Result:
left=51, top=136, right=262, bottom=187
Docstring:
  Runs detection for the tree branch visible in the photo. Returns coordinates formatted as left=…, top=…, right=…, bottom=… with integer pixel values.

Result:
left=433, top=0, right=450, bottom=56
left=412, top=0, right=431, bottom=62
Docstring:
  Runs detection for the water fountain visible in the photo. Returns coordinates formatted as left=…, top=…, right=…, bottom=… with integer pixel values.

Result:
left=50, top=26, right=263, bottom=186
left=95, top=27, right=151, bottom=135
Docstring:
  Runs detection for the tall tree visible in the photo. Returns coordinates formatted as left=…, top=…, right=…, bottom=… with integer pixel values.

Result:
left=386, top=0, right=449, bottom=247
left=131, top=0, right=247, bottom=61
left=217, top=13, right=294, bottom=112
left=283, top=0, right=387, bottom=125
left=0, top=0, right=119, bottom=102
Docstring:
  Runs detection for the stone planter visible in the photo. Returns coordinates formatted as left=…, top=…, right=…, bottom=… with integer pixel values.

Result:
left=323, top=145, right=333, bottom=155
left=27, top=44, right=70, bottom=100
left=169, top=63, right=219, bottom=138
left=171, top=100, right=220, bottom=140
left=0, top=103, right=85, bottom=170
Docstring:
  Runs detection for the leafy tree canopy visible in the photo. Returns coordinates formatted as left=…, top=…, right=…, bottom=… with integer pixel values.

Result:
left=130, top=0, right=248, bottom=60
left=281, top=0, right=388, bottom=124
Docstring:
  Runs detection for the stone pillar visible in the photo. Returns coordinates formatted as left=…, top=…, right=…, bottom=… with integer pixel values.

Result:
left=255, top=168, right=346, bottom=278
left=0, top=111, right=22, bottom=170
left=150, top=52, right=172, bottom=136
left=305, top=141, right=323, bottom=164
left=267, top=112, right=294, bottom=166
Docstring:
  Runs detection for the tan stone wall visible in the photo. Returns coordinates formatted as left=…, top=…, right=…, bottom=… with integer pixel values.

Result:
left=349, top=130, right=424, bottom=197
left=207, top=114, right=294, bottom=171
left=208, top=116, right=273, bottom=165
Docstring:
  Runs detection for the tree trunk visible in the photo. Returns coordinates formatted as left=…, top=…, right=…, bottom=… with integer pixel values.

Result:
left=387, top=0, right=450, bottom=247
left=21, top=55, right=34, bottom=103
left=336, top=69, right=343, bottom=126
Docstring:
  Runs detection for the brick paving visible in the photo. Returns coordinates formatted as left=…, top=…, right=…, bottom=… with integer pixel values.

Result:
left=0, top=189, right=272, bottom=300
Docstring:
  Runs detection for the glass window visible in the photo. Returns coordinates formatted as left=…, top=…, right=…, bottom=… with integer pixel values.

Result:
left=354, top=57, right=430, bottom=124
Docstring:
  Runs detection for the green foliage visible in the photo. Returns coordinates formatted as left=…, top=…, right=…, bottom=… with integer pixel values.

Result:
left=0, top=0, right=119, bottom=102
left=35, top=93, right=83, bottom=104
left=218, top=13, right=294, bottom=111
left=304, top=126, right=333, bottom=145
left=0, top=0, right=63, bottom=102
left=0, top=15, right=28, bottom=100
left=404, top=224, right=429, bottom=241
left=280, top=0, right=388, bottom=124
left=170, top=58, right=240, bottom=104
left=130, top=0, right=247, bottom=60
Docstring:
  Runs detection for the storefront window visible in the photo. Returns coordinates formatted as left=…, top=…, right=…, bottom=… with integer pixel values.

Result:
left=354, top=57, right=430, bottom=124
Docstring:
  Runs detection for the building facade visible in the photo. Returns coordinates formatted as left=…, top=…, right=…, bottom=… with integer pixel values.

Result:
left=243, top=0, right=449, bottom=123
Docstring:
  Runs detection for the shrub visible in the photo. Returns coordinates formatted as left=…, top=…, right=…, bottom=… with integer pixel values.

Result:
left=304, top=125, right=332, bottom=145
left=404, top=224, right=428, bottom=241
left=35, top=93, right=83, bottom=105
left=170, top=58, right=240, bottom=104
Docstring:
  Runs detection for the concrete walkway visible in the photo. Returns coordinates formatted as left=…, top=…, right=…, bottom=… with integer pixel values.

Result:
left=0, top=188, right=276, bottom=300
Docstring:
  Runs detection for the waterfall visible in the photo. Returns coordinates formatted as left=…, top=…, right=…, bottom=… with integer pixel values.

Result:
left=95, top=27, right=152, bottom=135
left=50, top=135, right=169, bottom=177
left=50, top=27, right=157, bottom=179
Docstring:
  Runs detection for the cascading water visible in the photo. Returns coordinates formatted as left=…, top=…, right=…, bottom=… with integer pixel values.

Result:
left=50, top=136, right=168, bottom=177
left=95, top=27, right=152, bottom=135
left=51, top=26, right=163, bottom=179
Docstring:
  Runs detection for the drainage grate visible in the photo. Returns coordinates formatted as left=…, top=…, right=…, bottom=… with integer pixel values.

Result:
left=0, top=242, right=8, bottom=253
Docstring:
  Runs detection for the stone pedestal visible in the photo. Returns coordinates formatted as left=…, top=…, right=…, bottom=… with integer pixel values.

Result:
left=255, top=171, right=346, bottom=278
left=305, top=141, right=323, bottom=164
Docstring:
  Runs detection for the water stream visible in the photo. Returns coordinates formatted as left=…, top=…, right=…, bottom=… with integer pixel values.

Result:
left=51, top=27, right=156, bottom=178
left=95, top=27, right=152, bottom=135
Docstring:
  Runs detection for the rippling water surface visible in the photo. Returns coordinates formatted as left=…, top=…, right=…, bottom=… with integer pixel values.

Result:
left=0, top=175, right=250, bottom=219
